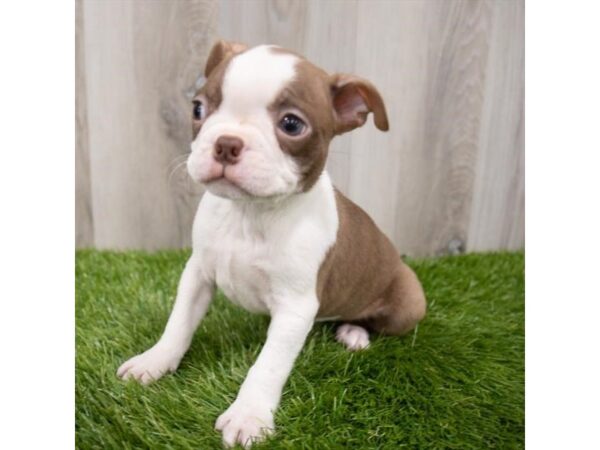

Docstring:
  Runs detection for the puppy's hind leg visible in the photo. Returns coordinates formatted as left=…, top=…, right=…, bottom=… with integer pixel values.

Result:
left=365, top=262, right=426, bottom=336
left=336, top=323, right=370, bottom=351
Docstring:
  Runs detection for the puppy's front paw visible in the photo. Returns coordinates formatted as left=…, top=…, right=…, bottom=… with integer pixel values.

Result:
left=215, top=401, right=274, bottom=448
left=116, top=344, right=181, bottom=385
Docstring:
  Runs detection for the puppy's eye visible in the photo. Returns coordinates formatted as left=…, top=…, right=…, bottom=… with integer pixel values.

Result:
left=193, top=100, right=205, bottom=121
left=279, top=114, right=306, bottom=136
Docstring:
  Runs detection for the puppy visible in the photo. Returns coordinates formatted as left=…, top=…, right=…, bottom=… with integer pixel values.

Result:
left=118, top=40, right=426, bottom=448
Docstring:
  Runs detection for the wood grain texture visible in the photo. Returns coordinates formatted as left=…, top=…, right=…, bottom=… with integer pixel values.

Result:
left=80, top=0, right=216, bottom=249
left=75, top=0, right=94, bottom=247
left=467, top=0, right=525, bottom=251
left=348, top=0, right=494, bottom=255
left=77, top=0, right=524, bottom=256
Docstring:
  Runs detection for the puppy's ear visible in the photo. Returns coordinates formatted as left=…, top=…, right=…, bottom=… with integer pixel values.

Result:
left=204, top=40, right=248, bottom=77
left=330, top=74, right=389, bottom=134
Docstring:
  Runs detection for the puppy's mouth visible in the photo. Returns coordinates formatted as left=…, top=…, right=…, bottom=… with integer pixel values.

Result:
left=202, top=164, right=234, bottom=184
left=202, top=165, right=252, bottom=196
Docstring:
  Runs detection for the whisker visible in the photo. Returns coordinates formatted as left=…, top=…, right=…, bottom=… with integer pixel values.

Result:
left=167, top=154, right=189, bottom=170
left=167, top=160, right=189, bottom=187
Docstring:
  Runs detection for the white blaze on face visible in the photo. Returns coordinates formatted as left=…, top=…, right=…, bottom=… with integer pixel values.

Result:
left=222, top=46, right=297, bottom=117
left=188, top=46, right=301, bottom=199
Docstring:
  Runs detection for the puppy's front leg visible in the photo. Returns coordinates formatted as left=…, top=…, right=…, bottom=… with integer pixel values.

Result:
left=216, top=298, right=318, bottom=448
left=117, top=256, right=213, bottom=384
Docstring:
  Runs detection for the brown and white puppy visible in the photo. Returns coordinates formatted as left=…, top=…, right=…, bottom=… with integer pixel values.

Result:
left=118, top=41, right=426, bottom=448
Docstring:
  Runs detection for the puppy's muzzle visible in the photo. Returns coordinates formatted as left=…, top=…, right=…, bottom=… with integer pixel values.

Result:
left=214, top=135, right=244, bottom=165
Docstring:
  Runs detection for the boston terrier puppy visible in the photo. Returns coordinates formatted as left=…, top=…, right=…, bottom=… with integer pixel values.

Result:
left=118, top=41, right=426, bottom=448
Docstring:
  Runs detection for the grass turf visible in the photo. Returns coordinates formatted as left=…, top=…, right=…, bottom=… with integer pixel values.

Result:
left=76, top=250, right=524, bottom=449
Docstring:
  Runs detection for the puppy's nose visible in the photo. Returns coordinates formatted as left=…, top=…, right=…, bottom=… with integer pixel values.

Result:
left=214, top=135, right=244, bottom=165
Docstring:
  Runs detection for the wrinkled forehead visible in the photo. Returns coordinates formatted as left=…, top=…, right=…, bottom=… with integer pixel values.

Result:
left=221, top=45, right=299, bottom=114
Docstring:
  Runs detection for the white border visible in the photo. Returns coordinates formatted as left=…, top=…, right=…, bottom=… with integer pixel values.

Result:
left=0, top=1, right=74, bottom=449
left=527, top=1, right=600, bottom=449
left=2, top=1, right=600, bottom=448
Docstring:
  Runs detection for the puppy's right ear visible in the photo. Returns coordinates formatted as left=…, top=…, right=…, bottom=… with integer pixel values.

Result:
left=330, top=74, right=389, bottom=134
left=204, top=40, right=248, bottom=77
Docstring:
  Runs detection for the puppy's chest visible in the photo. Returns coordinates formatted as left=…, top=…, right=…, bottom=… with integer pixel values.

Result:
left=200, top=227, right=279, bottom=314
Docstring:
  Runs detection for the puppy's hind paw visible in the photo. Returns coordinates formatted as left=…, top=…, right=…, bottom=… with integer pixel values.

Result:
left=336, top=323, right=370, bottom=351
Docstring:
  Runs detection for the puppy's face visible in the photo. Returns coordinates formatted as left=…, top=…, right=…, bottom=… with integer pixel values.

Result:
left=187, top=41, right=389, bottom=200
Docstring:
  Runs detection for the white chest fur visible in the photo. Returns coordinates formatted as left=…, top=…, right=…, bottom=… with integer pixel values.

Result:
left=191, top=172, right=339, bottom=314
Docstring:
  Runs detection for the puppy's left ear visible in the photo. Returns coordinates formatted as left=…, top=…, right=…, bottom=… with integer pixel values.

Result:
left=330, top=74, right=389, bottom=134
left=204, top=40, right=248, bottom=77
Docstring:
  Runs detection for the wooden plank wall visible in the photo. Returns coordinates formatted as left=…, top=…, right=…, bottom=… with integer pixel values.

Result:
left=76, top=0, right=524, bottom=257
left=77, top=0, right=217, bottom=249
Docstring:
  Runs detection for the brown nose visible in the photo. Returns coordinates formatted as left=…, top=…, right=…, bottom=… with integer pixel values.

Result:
left=214, top=135, right=244, bottom=165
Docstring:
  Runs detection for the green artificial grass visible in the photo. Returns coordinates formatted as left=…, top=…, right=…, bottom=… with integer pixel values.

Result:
left=76, top=250, right=524, bottom=449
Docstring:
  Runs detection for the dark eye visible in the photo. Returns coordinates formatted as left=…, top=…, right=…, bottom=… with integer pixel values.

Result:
left=279, top=114, right=306, bottom=136
left=193, top=100, right=204, bottom=121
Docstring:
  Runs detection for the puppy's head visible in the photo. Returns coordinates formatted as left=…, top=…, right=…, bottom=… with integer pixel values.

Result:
left=187, top=40, right=388, bottom=200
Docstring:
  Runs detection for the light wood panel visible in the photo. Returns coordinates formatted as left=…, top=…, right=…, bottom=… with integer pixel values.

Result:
left=345, top=0, right=494, bottom=255
left=467, top=0, right=525, bottom=251
left=76, top=0, right=524, bottom=256
left=75, top=0, right=94, bottom=247
left=79, top=0, right=216, bottom=249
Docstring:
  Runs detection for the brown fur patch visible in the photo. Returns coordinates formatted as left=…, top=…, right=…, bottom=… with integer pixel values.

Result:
left=267, top=47, right=388, bottom=190
left=192, top=61, right=226, bottom=138
left=268, top=53, right=337, bottom=191
left=192, top=42, right=247, bottom=138
left=317, top=189, right=426, bottom=335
